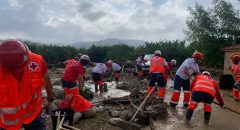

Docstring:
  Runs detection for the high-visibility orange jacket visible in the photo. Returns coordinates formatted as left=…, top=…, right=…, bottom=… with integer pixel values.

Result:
left=232, top=64, right=240, bottom=81
left=190, top=75, right=224, bottom=106
left=150, top=56, right=166, bottom=73
left=0, top=52, right=44, bottom=130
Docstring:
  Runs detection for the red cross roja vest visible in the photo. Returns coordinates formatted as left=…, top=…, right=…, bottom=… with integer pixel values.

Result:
left=232, top=64, right=240, bottom=81
left=192, top=75, right=217, bottom=98
left=0, top=52, right=44, bottom=130
left=150, top=56, right=166, bottom=73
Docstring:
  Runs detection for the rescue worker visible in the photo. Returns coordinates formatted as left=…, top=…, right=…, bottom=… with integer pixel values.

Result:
left=147, top=50, right=168, bottom=101
left=230, top=54, right=240, bottom=101
left=61, top=55, right=90, bottom=97
left=167, top=59, right=177, bottom=80
left=0, top=39, right=55, bottom=130
left=136, top=54, right=146, bottom=80
left=186, top=71, right=224, bottom=124
left=170, top=50, right=203, bottom=108
left=92, top=61, right=112, bottom=93
left=108, top=61, right=122, bottom=84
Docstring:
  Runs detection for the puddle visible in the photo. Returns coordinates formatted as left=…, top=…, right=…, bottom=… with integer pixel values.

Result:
left=85, top=81, right=131, bottom=98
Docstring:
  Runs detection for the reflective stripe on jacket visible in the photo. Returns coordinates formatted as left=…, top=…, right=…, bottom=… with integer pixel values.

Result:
left=0, top=52, right=44, bottom=130
left=192, top=75, right=216, bottom=98
left=150, top=56, right=166, bottom=73
left=232, top=64, right=240, bottom=81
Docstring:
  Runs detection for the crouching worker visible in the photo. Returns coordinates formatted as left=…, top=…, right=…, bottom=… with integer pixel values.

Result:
left=61, top=55, right=90, bottom=97
left=0, top=39, right=55, bottom=130
left=92, top=61, right=112, bottom=93
left=186, top=71, right=224, bottom=124
left=108, top=61, right=122, bottom=84
left=147, top=50, right=168, bottom=101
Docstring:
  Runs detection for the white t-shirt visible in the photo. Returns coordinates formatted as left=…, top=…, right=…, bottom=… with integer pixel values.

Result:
left=92, top=63, right=108, bottom=74
left=112, top=63, right=121, bottom=71
left=176, top=58, right=200, bottom=80
left=136, top=56, right=144, bottom=65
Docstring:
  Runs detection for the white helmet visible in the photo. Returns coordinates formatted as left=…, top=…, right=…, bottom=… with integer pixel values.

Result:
left=80, top=55, right=90, bottom=61
left=154, top=50, right=161, bottom=56
left=171, top=59, right=177, bottom=65
left=202, top=71, right=211, bottom=77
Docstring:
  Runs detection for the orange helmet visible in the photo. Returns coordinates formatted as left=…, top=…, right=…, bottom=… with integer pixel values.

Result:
left=192, top=50, right=204, bottom=59
left=0, top=39, right=29, bottom=72
left=231, top=54, right=240, bottom=61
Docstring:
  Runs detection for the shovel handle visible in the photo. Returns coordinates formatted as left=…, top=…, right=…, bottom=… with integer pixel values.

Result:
left=130, top=86, right=156, bottom=122
left=213, top=101, right=240, bottom=115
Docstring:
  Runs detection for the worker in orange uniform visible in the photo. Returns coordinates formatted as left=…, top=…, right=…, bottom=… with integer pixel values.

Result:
left=0, top=39, right=55, bottom=130
left=61, top=55, right=90, bottom=97
left=167, top=59, right=177, bottom=80
left=170, top=50, right=203, bottom=108
left=185, top=71, right=224, bottom=124
left=147, top=50, right=168, bottom=101
left=230, top=54, right=240, bottom=101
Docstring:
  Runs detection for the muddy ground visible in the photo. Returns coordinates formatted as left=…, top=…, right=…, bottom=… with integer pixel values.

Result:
left=46, top=68, right=240, bottom=130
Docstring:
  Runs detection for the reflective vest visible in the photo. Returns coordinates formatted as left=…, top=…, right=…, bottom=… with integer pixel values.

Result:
left=192, top=75, right=216, bottom=98
left=0, top=52, right=44, bottom=130
left=232, top=64, right=240, bottom=81
left=150, top=56, right=166, bottom=73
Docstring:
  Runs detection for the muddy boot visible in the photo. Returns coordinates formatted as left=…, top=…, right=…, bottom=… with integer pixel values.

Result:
left=99, top=85, right=104, bottom=93
left=204, top=112, right=211, bottom=125
left=185, top=109, right=194, bottom=124
left=103, top=83, right=108, bottom=92
left=95, top=85, right=98, bottom=93
left=183, top=103, right=189, bottom=108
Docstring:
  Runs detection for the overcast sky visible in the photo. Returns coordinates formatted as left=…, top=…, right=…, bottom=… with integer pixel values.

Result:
left=0, top=0, right=239, bottom=44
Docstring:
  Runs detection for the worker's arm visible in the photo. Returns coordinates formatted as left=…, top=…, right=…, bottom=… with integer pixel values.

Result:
left=44, top=71, right=53, bottom=101
left=215, top=82, right=224, bottom=107
left=183, top=66, right=191, bottom=78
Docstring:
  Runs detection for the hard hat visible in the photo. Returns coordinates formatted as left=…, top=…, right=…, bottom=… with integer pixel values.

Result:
left=231, top=54, right=240, bottom=61
left=0, top=39, right=29, bottom=72
left=171, top=59, right=177, bottom=65
left=192, top=50, right=204, bottom=59
left=80, top=55, right=90, bottom=61
left=154, top=50, right=161, bottom=56
left=202, top=71, right=211, bottom=77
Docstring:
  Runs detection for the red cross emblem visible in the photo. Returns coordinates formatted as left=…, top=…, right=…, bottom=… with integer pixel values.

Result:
left=29, top=62, right=39, bottom=71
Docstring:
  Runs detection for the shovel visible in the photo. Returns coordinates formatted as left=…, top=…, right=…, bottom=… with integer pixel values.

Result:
left=213, top=101, right=240, bottom=115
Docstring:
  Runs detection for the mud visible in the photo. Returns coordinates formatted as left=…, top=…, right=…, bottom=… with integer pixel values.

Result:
left=46, top=68, right=240, bottom=130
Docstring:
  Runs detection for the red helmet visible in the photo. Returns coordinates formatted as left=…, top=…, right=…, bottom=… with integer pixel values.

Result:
left=231, top=54, right=240, bottom=61
left=192, top=51, right=204, bottom=59
left=0, top=39, right=29, bottom=72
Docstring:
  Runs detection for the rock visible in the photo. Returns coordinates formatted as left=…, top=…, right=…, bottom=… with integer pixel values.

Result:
left=110, top=111, right=121, bottom=117
left=95, top=106, right=104, bottom=113
left=109, top=118, right=141, bottom=130
left=73, top=112, right=82, bottom=125
left=82, top=107, right=96, bottom=118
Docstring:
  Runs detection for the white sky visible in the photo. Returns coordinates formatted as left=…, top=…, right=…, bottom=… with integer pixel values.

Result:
left=0, top=0, right=239, bottom=44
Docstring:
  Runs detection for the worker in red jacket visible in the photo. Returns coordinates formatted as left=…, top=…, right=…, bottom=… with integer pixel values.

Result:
left=147, top=50, right=168, bottom=101
left=230, top=54, right=240, bottom=101
left=0, top=39, right=55, bottom=130
left=185, top=71, right=224, bottom=124
left=61, top=55, right=90, bottom=97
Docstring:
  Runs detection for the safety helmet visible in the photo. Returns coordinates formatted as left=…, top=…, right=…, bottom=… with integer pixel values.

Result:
left=192, top=50, right=204, bottom=59
left=0, top=39, right=29, bottom=72
left=171, top=59, right=177, bottom=65
left=106, top=60, right=113, bottom=68
left=75, top=53, right=83, bottom=61
left=80, top=55, right=90, bottom=66
left=231, top=54, right=240, bottom=61
left=202, top=71, right=211, bottom=77
left=154, top=50, right=161, bottom=56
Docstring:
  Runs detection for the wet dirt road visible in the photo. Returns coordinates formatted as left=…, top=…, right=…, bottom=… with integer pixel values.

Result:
left=141, top=80, right=240, bottom=130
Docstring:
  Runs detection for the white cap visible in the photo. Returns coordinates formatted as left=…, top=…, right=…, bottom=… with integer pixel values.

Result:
left=154, top=50, right=161, bottom=55
left=171, top=59, right=177, bottom=65
left=202, top=71, right=211, bottom=77
left=80, top=55, right=90, bottom=61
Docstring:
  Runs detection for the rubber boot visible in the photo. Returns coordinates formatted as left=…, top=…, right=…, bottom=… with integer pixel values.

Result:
left=103, top=83, right=108, bottom=92
left=95, top=85, right=98, bottom=93
left=185, top=109, right=194, bottom=124
left=147, top=86, right=155, bottom=95
left=204, top=112, right=211, bottom=125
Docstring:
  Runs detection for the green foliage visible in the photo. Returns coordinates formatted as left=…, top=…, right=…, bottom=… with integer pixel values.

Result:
left=185, top=0, right=240, bottom=67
